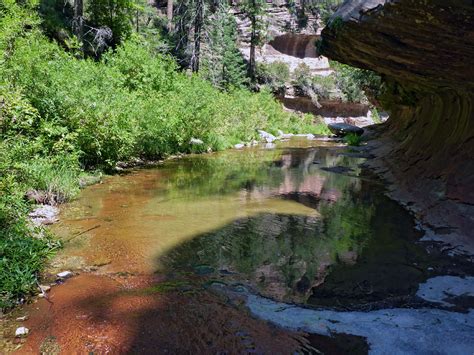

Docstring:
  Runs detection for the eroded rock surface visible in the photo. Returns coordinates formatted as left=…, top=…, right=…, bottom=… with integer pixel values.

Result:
left=321, top=0, right=474, bottom=253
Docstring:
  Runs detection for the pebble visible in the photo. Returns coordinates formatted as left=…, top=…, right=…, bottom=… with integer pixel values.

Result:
left=15, top=327, right=29, bottom=337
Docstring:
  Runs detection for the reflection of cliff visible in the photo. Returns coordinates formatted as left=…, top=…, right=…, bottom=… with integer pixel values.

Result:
left=160, top=147, right=372, bottom=303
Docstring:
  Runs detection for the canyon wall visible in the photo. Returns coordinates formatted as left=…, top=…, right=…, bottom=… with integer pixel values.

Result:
left=320, top=0, right=474, bottom=252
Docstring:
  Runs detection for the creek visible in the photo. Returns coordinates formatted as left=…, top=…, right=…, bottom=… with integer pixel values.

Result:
left=6, top=139, right=474, bottom=354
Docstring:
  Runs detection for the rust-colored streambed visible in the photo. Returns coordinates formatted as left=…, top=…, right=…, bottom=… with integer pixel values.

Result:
left=3, top=139, right=470, bottom=354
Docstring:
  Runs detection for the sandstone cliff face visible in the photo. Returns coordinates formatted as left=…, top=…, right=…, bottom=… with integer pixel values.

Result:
left=321, top=0, right=474, bottom=252
left=234, top=2, right=331, bottom=73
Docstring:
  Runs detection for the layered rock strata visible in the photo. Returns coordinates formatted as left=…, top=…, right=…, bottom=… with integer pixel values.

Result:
left=321, top=0, right=474, bottom=253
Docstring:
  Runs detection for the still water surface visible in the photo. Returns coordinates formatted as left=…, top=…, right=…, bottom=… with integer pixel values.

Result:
left=52, top=139, right=428, bottom=307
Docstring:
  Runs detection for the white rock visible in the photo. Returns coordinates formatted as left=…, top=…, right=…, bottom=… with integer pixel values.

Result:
left=57, top=271, right=73, bottom=279
left=247, top=293, right=474, bottom=355
left=258, top=130, right=277, bottom=143
left=16, top=316, right=28, bottom=321
left=28, top=205, right=59, bottom=226
left=294, top=133, right=315, bottom=139
left=234, top=143, right=245, bottom=149
left=15, top=327, right=29, bottom=337
left=189, top=138, right=204, bottom=145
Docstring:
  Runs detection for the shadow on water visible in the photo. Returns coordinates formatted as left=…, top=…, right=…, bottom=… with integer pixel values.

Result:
left=24, top=140, right=473, bottom=354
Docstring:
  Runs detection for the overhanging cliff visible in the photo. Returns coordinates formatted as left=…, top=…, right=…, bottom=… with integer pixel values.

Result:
left=320, top=0, right=474, bottom=252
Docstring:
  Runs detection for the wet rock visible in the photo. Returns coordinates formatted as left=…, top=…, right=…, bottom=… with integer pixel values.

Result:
left=189, top=138, right=204, bottom=145
left=234, top=143, right=245, bottom=149
left=78, top=175, right=102, bottom=188
left=258, top=130, right=277, bottom=143
left=327, top=123, right=364, bottom=137
left=247, top=294, right=474, bottom=355
left=29, top=205, right=59, bottom=226
left=15, top=327, right=29, bottom=337
left=416, top=276, right=474, bottom=307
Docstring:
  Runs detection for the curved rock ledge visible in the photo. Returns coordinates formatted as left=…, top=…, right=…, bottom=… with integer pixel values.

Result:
left=321, top=0, right=474, bottom=253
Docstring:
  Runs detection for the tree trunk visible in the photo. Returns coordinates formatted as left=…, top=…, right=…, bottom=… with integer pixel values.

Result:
left=248, top=1, right=257, bottom=82
left=167, top=0, right=174, bottom=31
left=190, top=0, right=204, bottom=72
left=73, top=0, right=84, bottom=49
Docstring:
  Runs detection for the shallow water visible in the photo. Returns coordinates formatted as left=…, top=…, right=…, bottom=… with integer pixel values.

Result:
left=51, top=139, right=435, bottom=305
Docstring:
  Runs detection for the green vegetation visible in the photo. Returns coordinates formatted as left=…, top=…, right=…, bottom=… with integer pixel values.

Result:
left=0, top=0, right=328, bottom=310
left=256, top=61, right=291, bottom=94
left=293, top=63, right=337, bottom=103
left=331, top=61, right=383, bottom=103
left=344, top=133, right=363, bottom=146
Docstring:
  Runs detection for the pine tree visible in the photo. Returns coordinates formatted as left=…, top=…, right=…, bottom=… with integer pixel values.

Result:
left=200, top=4, right=248, bottom=89
left=239, top=0, right=267, bottom=84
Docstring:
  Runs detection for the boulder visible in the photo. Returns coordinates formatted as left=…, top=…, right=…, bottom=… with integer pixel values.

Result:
left=327, top=123, right=363, bottom=137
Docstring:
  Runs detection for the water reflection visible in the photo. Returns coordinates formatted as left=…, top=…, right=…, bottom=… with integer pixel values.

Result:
left=53, top=140, right=421, bottom=305
left=159, top=144, right=376, bottom=303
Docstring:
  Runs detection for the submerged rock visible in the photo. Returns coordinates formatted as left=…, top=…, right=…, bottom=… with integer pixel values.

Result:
left=327, top=123, right=363, bottom=137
